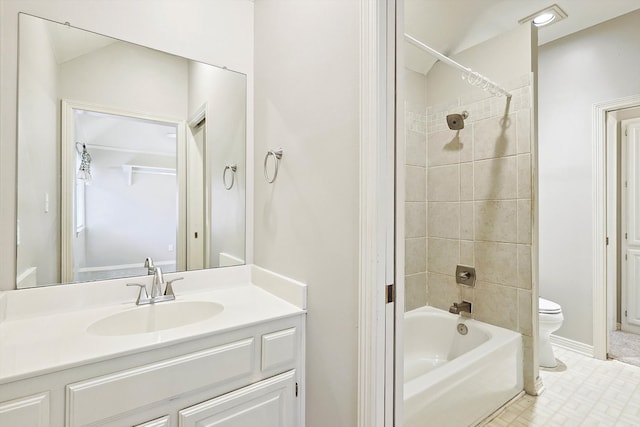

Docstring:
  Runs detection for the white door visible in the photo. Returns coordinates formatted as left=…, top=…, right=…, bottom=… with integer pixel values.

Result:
left=178, top=371, right=297, bottom=427
left=622, top=118, right=640, bottom=334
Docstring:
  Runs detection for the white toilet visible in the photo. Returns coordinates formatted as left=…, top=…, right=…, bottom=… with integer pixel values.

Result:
left=538, top=297, right=564, bottom=368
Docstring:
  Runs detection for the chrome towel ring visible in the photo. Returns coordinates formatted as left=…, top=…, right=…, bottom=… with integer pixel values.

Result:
left=223, top=164, right=237, bottom=190
left=264, top=148, right=283, bottom=184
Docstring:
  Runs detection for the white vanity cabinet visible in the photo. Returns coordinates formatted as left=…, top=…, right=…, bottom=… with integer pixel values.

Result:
left=0, top=314, right=304, bottom=427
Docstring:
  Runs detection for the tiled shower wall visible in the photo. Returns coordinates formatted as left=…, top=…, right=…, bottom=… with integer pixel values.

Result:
left=404, top=69, right=428, bottom=311
left=424, top=74, right=535, bottom=370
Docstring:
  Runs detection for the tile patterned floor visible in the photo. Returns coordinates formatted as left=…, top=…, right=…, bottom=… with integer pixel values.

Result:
left=610, top=330, right=640, bottom=368
left=484, top=347, right=640, bottom=426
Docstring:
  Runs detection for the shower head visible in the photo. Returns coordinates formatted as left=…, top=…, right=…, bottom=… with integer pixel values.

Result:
left=446, top=111, right=469, bottom=130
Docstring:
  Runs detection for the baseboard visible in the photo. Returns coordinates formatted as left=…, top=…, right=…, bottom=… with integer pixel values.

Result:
left=550, top=334, right=594, bottom=357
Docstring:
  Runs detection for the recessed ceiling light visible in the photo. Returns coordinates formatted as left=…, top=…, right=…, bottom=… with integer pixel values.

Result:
left=519, top=4, right=567, bottom=28
left=533, top=12, right=556, bottom=26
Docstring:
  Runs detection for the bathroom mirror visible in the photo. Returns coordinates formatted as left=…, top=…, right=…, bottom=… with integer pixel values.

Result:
left=16, top=13, right=246, bottom=288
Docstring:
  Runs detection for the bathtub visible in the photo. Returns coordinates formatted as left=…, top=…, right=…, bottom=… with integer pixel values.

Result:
left=404, top=306, right=523, bottom=427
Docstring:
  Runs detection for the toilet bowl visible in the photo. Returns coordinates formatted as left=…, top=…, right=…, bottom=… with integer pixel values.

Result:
left=538, top=297, right=564, bottom=368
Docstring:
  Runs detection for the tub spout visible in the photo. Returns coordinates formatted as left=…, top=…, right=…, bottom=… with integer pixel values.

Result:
left=449, top=301, right=472, bottom=315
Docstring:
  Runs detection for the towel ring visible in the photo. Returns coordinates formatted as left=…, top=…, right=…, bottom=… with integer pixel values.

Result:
left=264, top=149, right=283, bottom=184
left=223, top=164, right=237, bottom=190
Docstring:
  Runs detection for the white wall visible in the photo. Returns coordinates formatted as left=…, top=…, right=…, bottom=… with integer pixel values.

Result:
left=81, top=150, right=177, bottom=270
left=253, top=1, right=360, bottom=425
left=0, top=0, right=254, bottom=290
left=60, top=41, right=189, bottom=119
left=188, top=62, right=246, bottom=266
left=539, top=9, right=640, bottom=345
left=16, top=14, right=60, bottom=285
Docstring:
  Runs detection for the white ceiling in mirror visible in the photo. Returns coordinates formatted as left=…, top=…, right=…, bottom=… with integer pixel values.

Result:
left=404, top=0, right=640, bottom=74
left=75, top=110, right=177, bottom=155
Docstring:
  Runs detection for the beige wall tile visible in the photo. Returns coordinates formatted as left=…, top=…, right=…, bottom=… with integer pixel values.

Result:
left=517, top=199, right=532, bottom=244
left=473, top=281, right=518, bottom=330
left=518, top=289, right=533, bottom=336
left=473, top=157, right=517, bottom=200
left=427, top=272, right=459, bottom=311
left=427, top=238, right=459, bottom=275
left=474, top=200, right=517, bottom=243
left=406, top=165, right=426, bottom=202
left=460, top=162, right=474, bottom=201
left=475, top=241, right=517, bottom=286
left=405, top=273, right=427, bottom=312
left=518, top=154, right=531, bottom=199
left=517, top=244, right=532, bottom=290
left=406, top=130, right=426, bottom=167
left=427, top=202, right=459, bottom=239
left=427, top=129, right=464, bottom=166
left=473, top=113, right=517, bottom=160
left=460, top=202, right=474, bottom=240
left=517, top=109, right=531, bottom=154
left=460, top=283, right=474, bottom=304
left=460, top=240, right=474, bottom=266
left=405, top=238, right=426, bottom=275
left=460, top=125, right=473, bottom=163
left=427, top=164, right=460, bottom=202
left=406, top=202, right=426, bottom=238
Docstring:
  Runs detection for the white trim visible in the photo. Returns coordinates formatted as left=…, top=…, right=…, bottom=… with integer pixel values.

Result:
left=358, top=0, right=392, bottom=426
left=393, top=0, right=405, bottom=425
left=593, top=94, right=640, bottom=360
left=549, top=334, right=594, bottom=358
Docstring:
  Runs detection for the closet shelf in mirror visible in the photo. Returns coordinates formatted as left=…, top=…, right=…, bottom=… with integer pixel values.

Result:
left=121, top=164, right=176, bottom=185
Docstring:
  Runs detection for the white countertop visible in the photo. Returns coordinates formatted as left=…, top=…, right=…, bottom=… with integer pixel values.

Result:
left=0, top=265, right=306, bottom=385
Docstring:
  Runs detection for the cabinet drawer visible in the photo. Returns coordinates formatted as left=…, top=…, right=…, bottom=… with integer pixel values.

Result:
left=261, top=327, right=297, bottom=371
left=67, top=338, right=254, bottom=427
left=0, top=392, right=49, bottom=427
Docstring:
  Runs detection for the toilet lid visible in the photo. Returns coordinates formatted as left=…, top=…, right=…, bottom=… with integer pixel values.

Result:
left=539, top=297, right=562, bottom=314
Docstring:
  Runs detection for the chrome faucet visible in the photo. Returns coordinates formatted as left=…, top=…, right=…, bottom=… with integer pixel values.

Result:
left=151, top=266, right=165, bottom=298
left=449, top=301, right=472, bottom=315
left=127, top=257, right=184, bottom=305
left=144, top=257, right=155, bottom=275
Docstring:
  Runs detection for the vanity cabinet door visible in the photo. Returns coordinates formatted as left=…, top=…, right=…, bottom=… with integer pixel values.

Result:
left=178, top=370, right=297, bottom=427
left=0, top=392, right=49, bottom=427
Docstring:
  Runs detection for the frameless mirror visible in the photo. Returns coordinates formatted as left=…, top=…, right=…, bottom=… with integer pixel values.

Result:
left=16, top=13, right=246, bottom=288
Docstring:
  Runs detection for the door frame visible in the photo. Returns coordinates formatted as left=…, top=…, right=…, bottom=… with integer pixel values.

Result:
left=593, top=94, right=640, bottom=359
left=358, top=0, right=397, bottom=426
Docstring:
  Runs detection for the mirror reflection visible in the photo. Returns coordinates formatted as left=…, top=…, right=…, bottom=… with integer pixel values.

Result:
left=16, top=13, right=246, bottom=288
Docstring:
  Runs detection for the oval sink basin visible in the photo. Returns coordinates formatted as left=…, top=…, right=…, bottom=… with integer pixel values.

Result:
left=87, top=301, right=224, bottom=336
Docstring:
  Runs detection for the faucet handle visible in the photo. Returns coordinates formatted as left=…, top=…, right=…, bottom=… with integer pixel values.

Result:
left=164, top=277, right=184, bottom=297
left=127, top=283, right=149, bottom=304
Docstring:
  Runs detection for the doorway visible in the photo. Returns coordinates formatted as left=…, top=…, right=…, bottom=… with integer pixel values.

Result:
left=610, top=109, right=640, bottom=366
left=60, top=100, right=185, bottom=283
left=597, top=97, right=640, bottom=365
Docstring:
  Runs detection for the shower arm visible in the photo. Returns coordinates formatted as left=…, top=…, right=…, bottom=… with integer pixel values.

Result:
left=404, top=34, right=512, bottom=100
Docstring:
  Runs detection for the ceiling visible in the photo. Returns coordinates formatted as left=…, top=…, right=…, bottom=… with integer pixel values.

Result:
left=404, top=0, right=640, bottom=74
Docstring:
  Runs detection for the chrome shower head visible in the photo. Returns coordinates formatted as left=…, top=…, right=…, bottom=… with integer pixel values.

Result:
left=446, top=111, right=469, bottom=130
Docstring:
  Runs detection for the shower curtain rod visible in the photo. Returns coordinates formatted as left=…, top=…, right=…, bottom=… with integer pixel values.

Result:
left=404, top=33, right=512, bottom=99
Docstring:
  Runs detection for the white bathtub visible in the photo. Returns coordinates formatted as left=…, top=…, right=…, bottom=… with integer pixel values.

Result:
left=404, top=306, right=523, bottom=427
